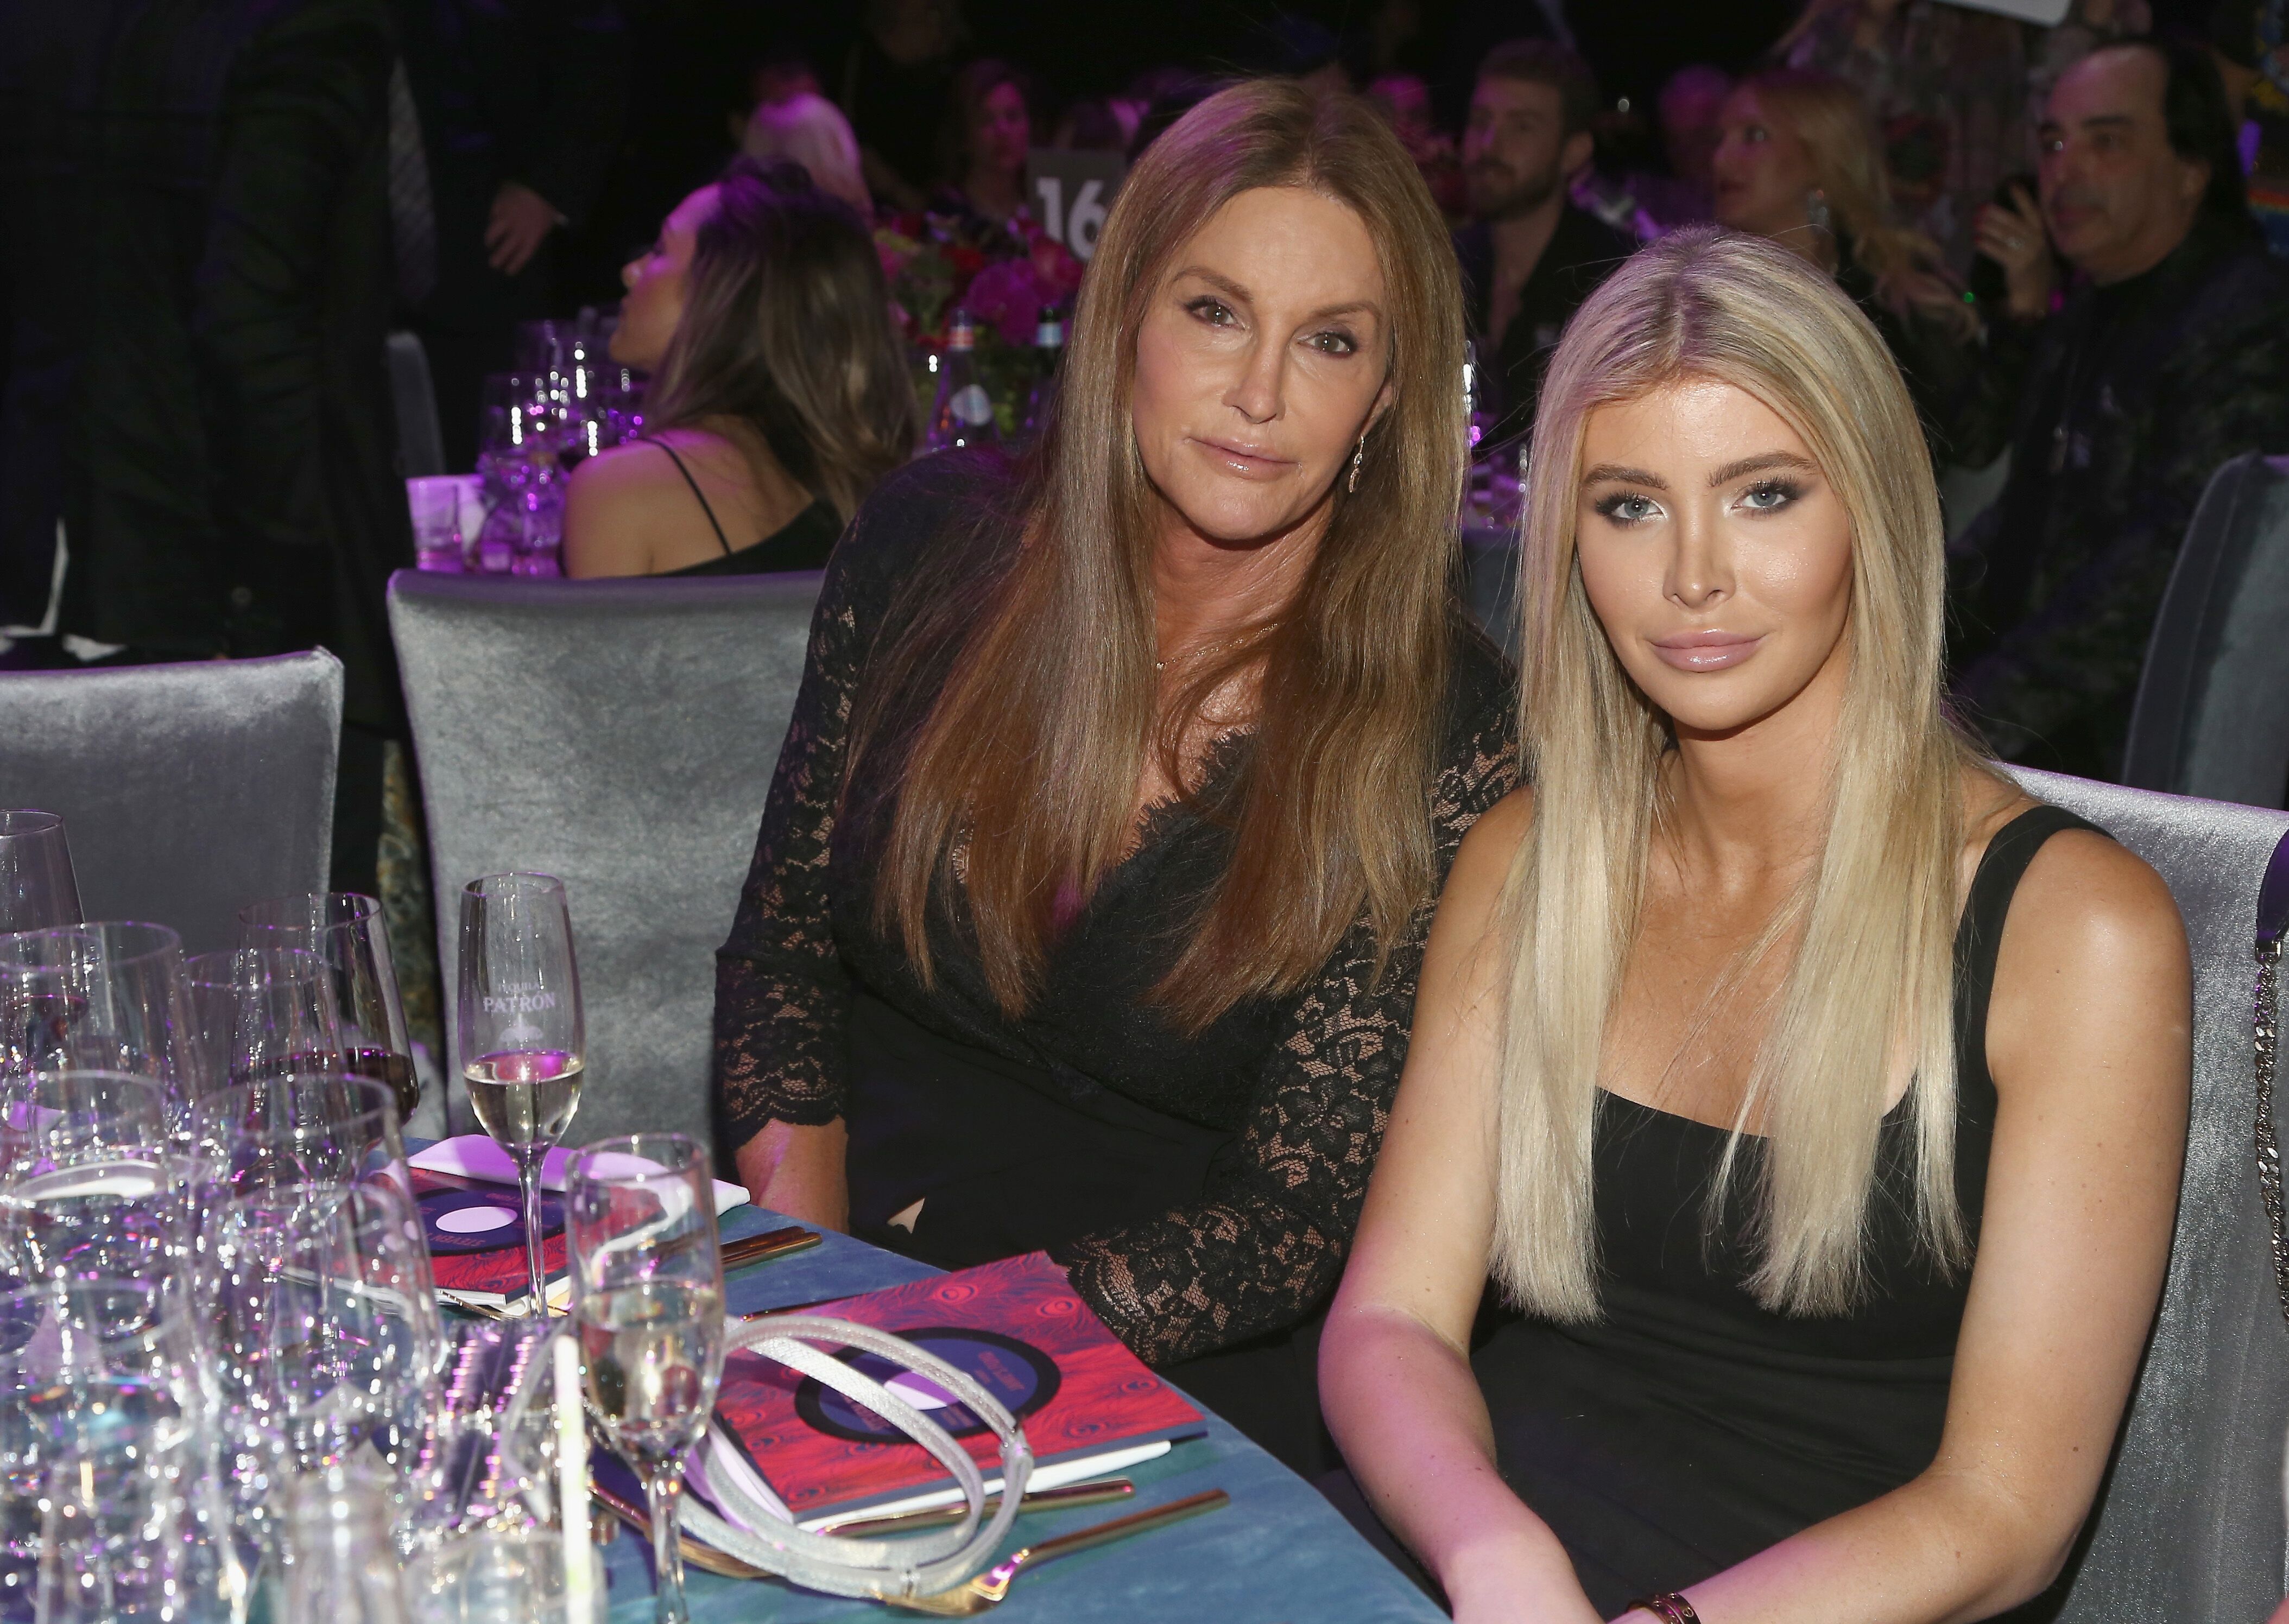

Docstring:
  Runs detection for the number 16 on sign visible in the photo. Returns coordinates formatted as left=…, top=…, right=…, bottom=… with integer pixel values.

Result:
left=1027, top=149, right=1125, bottom=263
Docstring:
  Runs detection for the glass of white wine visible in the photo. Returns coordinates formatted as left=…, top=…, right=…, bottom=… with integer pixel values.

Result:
left=457, top=873, right=584, bottom=1315
left=565, top=1134, right=724, bottom=1624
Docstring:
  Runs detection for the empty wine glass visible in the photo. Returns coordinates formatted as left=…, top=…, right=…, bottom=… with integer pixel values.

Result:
left=184, top=945, right=345, bottom=1087
left=0, top=1072, right=173, bottom=1285
left=456, top=874, right=583, bottom=1316
left=566, top=1134, right=724, bottom=1624
left=0, top=928, right=104, bottom=1088
left=0, top=811, right=81, bottom=935
left=179, top=1075, right=408, bottom=1208
left=239, top=894, right=418, bottom=1121
left=405, top=1524, right=604, bottom=1624
left=197, top=1179, right=441, bottom=1480
left=0, top=1277, right=210, bottom=1612
left=35, top=1420, right=243, bottom=1624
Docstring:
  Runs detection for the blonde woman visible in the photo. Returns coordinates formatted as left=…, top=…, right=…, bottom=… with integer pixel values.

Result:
left=1320, top=229, right=2189, bottom=1621
left=1711, top=68, right=1979, bottom=443
left=713, top=81, right=1515, bottom=1475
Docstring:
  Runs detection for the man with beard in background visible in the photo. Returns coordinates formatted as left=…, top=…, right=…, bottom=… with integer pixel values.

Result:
left=1451, top=39, right=1636, bottom=444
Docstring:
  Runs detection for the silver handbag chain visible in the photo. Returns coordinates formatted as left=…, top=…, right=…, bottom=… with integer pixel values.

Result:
left=2256, top=935, right=2289, bottom=1326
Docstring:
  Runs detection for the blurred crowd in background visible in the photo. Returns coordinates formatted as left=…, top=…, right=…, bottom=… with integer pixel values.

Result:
left=4, top=0, right=2289, bottom=912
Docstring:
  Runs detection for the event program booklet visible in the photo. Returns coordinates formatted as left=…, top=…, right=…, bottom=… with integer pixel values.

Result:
left=695, top=1251, right=1207, bottom=1532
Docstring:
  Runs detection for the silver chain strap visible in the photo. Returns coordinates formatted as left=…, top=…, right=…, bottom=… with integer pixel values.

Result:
left=2255, top=937, right=2289, bottom=1327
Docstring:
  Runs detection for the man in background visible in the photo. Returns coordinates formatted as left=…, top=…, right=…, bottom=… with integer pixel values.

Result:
left=389, top=0, right=626, bottom=472
left=1451, top=40, right=1635, bottom=445
left=1949, top=37, right=2289, bottom=781
left=0, top=0, right=409, bottom=894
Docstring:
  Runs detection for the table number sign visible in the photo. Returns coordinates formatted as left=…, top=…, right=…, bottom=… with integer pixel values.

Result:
left=1026, top=149, right=1126, bottom=263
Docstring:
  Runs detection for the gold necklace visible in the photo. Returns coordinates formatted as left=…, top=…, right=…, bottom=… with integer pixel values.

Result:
left=1154, top=622, right=1280, bottom=674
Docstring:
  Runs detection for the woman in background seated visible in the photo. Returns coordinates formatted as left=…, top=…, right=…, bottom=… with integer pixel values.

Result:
left=1711, top=67, right=1978, bottom=441
left=713, top=82, right=1514, bottom=1476
left=562, top=159, right=914, bottom=580
left=1321, top=230, right=2189, bottom=1621
left=937, top=59, right=1033, bottom=228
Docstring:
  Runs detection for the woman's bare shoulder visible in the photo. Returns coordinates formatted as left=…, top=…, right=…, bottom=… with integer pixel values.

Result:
left=1445, top=785, right=1535, bottom=909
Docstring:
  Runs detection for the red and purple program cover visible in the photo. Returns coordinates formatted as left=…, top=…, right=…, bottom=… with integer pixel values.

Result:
left=715, top=1251, right=1204, bottom=1520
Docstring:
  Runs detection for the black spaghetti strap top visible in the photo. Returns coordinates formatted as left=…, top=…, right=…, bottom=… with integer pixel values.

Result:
left=1471, top=803, right=2105, bottom=1615
left=642, top=437, right=843, bottom=577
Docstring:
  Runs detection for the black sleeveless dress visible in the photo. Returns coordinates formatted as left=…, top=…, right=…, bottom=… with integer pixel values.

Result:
left=1470, top=804, right=2102, bottom=1615
left=642, top=437, right=842, bottom=577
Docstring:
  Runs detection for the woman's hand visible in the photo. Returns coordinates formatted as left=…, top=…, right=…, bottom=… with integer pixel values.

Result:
left=1972, top=186, right=2056, bottom=322
left=734, top=1118, right=851, bottom=1231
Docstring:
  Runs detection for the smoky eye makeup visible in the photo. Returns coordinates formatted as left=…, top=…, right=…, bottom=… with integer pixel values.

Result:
left=1590, top=491, right=1661, bottom=525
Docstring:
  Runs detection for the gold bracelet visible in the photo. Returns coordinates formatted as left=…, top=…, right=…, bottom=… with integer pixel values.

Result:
left=1626, top=1595, right=1701, bottom=1624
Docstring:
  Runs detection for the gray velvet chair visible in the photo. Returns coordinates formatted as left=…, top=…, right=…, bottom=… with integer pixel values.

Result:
left=1458, top=526, right=1521, bottom=666
left=386, top=569, right=822, bottom=1154
left=0, top=651, right=342, bottom=951
left=2121, top=452, right=2289, bottom=808
left=2008, top=767, right=2289, bottom=1622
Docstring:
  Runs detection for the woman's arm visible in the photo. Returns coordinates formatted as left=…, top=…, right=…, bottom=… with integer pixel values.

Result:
left=1320, top=791, right=1602, bottom=1623
left=713, top=499, right=901, bottom=1223
left=1056, top=701, right=1519, bottom=1365
left=1634, top=829, right=2191, bottom=1624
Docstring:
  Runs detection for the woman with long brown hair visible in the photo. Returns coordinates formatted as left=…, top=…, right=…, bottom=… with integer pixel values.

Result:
left=562, top=157, right=914, bottom=579
left=711, top=80, right=1515, bottom=1472
left=1321, top=230, right=2187, bottom=1620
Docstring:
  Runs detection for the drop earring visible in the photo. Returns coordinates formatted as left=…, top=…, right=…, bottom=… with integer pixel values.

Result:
left=1347, top=433, right=1366, bottom=494
left=1804, top=187, right=1832, bottom=236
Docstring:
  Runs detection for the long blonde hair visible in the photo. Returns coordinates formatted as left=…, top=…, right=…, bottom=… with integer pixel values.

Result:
left=871, top=80, right=1468, bottom=1029
left=1494, top=228, right=1996, bottom=1321
left=1734, top=68, right=1975, bottom=340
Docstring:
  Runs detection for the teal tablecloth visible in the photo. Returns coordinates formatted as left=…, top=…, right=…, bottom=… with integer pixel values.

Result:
left=591, top=1204, right=1443, bottom=1623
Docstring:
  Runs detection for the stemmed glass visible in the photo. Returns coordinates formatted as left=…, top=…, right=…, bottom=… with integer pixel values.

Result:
left=0, top=923, right=201, bottom=1113
left=457, top=874, right=583, bottom=1316
left=184, top=945, right=345, bottom=1086
left=0, top=1071, right=174, bottom=1285
left=180, top=1075, right=409, bottom=1207
left=238, top=893, right=418, bottom=1121
left=566, top=1134, right=725, bottom=1624
left=197, top=1179, right=442, bottom=1477
left=0, top=810, right=81, bottom=934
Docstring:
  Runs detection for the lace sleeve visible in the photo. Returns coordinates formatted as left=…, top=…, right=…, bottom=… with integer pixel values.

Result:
left=711, top=533, right=875, bottom=1147
left=1059, top=701, right=1519, bottom=1366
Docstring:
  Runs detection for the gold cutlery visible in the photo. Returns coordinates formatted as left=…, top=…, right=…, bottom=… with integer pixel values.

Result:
left=720, top=1225, right=821, bottom=1270
left=886, top=1488, right=1231, bottom=1616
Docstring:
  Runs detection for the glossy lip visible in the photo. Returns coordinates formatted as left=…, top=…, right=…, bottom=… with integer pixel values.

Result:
left=1191, top=435, right=1294, bottom=481
left=1648, top=630, right=1765, bottom=672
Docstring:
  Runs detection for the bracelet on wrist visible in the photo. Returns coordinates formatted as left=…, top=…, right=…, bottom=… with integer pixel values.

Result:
left=1626, top=1594, right=1701, bottom=1624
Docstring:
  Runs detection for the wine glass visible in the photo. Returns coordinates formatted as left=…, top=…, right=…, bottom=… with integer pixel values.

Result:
left=456, top=874, right=583, bottom=1316
left=0, top=927, right=104, bottom=1087
left=238, top=893, right=418, bottom=1121
left=180, top=1075, right=408, bottom=1204
left=0, top=1276, right=210, bottom=1608
left=406, top=1525, right=605, bottom=1624
left=197, top=1179, right=440, bottom=1478
left=0, top=811, right=81, bottom=934
left=0, top=1071, right=173, bottom=1285
left=565, top=1134, right=725, bottom=1624
left=36, top=1418, right=242, bottom=1624
left=183, top=945, right=345, bottom=1086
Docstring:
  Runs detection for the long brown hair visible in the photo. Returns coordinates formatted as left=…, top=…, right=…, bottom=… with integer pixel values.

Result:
left=644, top=157, right=916, bottom=520
left=873, top=79, right=1469, bottom=1030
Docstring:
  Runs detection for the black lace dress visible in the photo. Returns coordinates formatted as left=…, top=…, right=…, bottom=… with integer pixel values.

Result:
left=712, top=453, right=1517, bottom=1471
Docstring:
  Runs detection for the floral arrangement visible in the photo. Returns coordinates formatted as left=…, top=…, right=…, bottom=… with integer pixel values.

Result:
left=877, top=207, right=1085, bottom=439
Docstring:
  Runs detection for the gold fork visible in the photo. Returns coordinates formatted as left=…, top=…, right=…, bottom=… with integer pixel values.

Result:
left=886, top=1488, right=1231, bottom=1616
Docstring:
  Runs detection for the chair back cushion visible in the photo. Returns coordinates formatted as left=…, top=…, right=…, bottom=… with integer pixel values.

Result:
left=2122, top=453, right=2289, bottom=807
left=387, top=569, right=820, bottom=1153
left=2010, top=767, right=2289, bottom=1622
left=0, top=651, right=342, bottom=951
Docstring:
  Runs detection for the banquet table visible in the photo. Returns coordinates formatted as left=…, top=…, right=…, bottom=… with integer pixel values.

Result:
left=587, top=1202, right=1445, bottom=1624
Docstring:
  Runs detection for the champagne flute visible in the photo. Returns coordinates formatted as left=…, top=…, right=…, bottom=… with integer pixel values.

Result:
left=456, top=874, right=583, bottom=1315
left=0, top=811, right=81, bottom=934
left=565, top=1134, right=723, bottom=1624
left=238, top=893, right=419, bottom=1121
